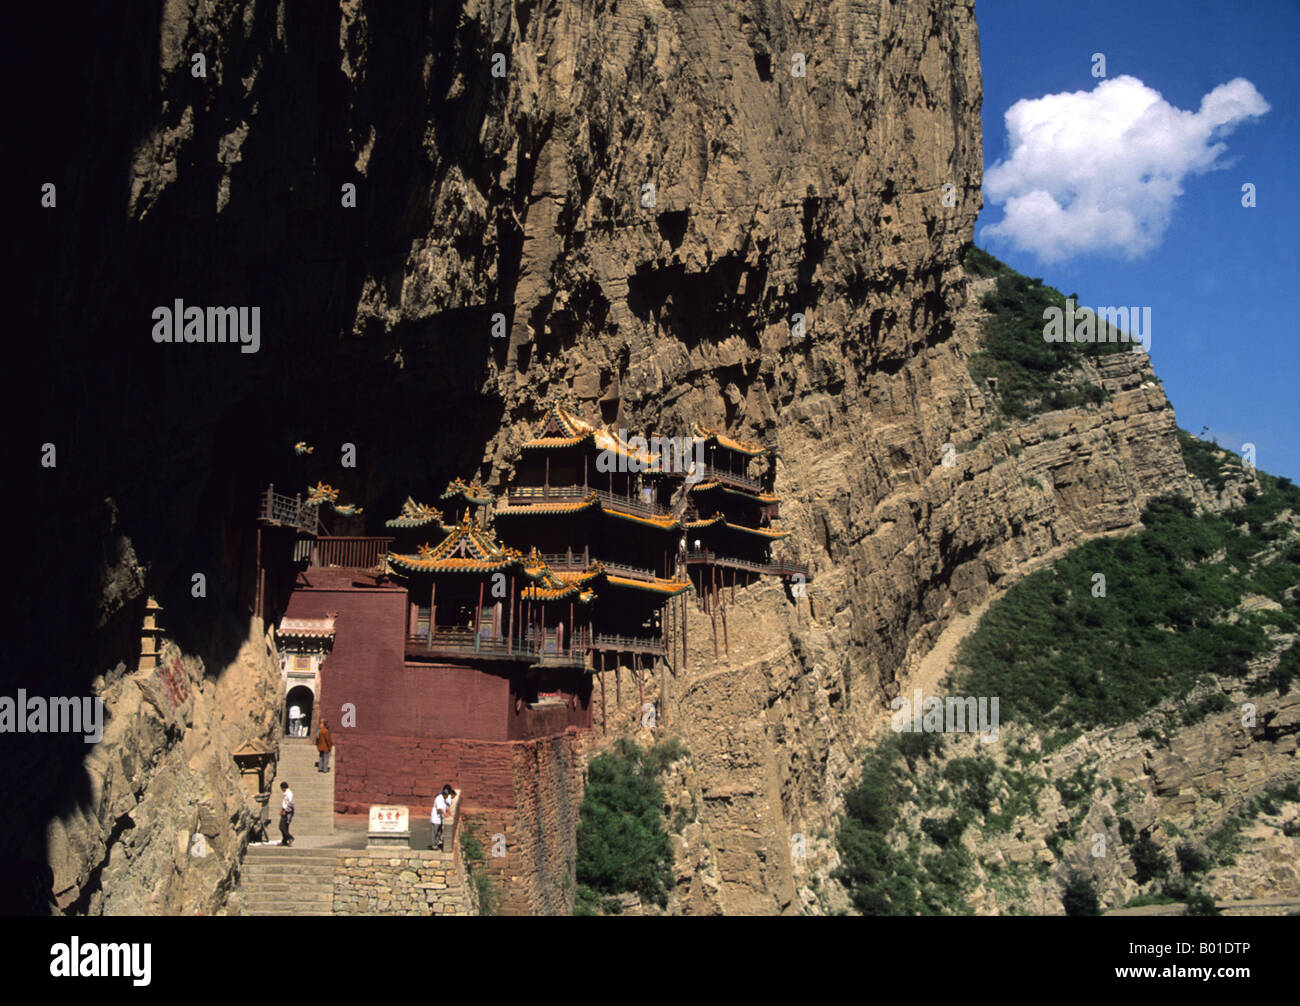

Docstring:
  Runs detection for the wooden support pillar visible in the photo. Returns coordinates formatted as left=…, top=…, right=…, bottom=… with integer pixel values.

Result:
left=429, top=580, right=436, bottom=650
left=600, top=652, right=607, bottom=734
left=474, top=580, right=484, bottom=652
left=507, top=575, right=515, bottom=653
left=254, top=526, right=263, bottom=622
left=730, top=568, right=735, bottom=604
left=720, top=574, right=729, bottom=658
left=709, top=565, right=719, bottom=661
left=681, top=593, right=687, bottom=673
left=637, top=654, right=644, bottom=725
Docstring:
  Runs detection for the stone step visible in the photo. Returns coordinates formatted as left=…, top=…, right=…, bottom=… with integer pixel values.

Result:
left=244, top=891, right=333, bottom=904
left=241, top=873, right=335, bottom=886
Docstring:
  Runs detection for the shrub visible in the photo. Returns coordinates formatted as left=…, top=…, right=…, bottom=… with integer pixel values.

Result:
left=1062, top=873, right=1102, bottom=916
left=1131, top=832, right=1170, bottom=885
left=575, top=739, right=675, bottom=910
left=1183, top=890, right=1220, bottom=916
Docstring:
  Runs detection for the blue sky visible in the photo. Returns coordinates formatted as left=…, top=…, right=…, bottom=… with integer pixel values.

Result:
left=975, top=0, right=1299, bottom=481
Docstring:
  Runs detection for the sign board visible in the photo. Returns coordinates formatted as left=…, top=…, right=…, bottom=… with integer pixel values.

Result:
left=368, top=805, right=409, bottom=834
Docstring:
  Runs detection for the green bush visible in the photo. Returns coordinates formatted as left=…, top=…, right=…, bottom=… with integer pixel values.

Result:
left=1183, top=890, right=1220, bottom=916
left=1131, top=832, right=1170, bottom=885
left=1175, top=842, right=1212, bottom=876
left=1062, top=872, right=1102, bottom=916
left=575, top=738, right=675, bottom=911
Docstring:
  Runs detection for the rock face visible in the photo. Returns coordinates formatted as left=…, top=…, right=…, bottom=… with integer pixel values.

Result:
left=13, top=1, right=1191, bottom=913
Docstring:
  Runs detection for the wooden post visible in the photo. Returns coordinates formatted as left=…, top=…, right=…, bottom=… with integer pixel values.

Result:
left=254, top=526, right=263, bottom=622
left=682, top=593, right=687, bottom=673
left=507, top=575, right=515, bottom=653
left=637, top=654, right=644, bottom=724
left=720, top=572, right=729, bottom=658
left=474, top=580, right=485, bottom=652
left=600, top=652, right=607, bottom=734
left=709, top=565, right=719, bottom=660
left=429, top=580, right=436, bottom=650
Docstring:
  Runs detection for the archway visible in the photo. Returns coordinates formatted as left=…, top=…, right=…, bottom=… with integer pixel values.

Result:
left=285, top=684, right=314, bottom=737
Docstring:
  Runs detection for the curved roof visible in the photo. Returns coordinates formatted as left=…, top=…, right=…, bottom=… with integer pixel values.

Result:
left=694, top=423, right=768, bottom=457
left=441, top=477, right=494, bottom=505
left=386, top=517, right=520, bottom=574
left=689, top=481, right=780, bottom=503
left=385, top=497, right=447, bottom=529
left=684, top=514, right=790, bottom=540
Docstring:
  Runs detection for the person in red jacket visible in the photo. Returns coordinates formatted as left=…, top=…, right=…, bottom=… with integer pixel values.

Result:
left=315, top=720, right=333, bottom=773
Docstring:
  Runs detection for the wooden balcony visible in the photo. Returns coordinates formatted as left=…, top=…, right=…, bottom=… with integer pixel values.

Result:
left=257, top=484, right=320, bottom=535
left=685, top=549, right=810, bottom=580
left=588, top=633, right=666, bottom=656
left=309, top=536, right=393, bottom=569
left=405, top=629, right=538, bottom=664
left=507, top=484, right=673, bottom=520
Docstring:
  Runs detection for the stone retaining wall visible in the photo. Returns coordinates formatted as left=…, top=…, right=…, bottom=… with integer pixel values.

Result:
left=332, top=848, right=478, bottom=915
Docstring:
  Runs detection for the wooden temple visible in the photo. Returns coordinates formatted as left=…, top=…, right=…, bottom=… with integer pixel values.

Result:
left=264, top=402, right=808, bottom=813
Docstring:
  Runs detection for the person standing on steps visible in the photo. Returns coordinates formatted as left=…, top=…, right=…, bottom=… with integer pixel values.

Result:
left=431, top=784, right=455, bottom=851
left=288, top=702, right=302, bottom=737
left=279, top=781, right=295, bottom=846
left=315, top=720, right=333, bottom=773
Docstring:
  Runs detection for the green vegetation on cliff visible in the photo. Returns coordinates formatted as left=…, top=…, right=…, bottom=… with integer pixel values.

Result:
left=954, top=484, right=1298, bottom=735
left=963, top=245, right=1128, bottom=419
left=835, top=446, right=1299, bottom=915
left=574, top=738, right=682, bottom=915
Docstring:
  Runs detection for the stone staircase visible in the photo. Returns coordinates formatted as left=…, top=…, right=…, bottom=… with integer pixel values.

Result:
left=240, top=847, right=336, bottom=916
left=270, top=737, right=334, bottom=837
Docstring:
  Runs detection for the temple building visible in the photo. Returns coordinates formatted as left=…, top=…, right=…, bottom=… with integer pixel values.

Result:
left=262, top=403, right=808, bottom=911
left=493, top=402, right=694, bottom=678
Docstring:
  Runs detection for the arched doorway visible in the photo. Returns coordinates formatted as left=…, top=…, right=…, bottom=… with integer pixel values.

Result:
left=285, top=684, right=314, bottom=737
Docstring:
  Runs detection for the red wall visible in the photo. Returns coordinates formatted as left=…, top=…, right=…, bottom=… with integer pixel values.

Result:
left=285, top=573, right=593, bottom=813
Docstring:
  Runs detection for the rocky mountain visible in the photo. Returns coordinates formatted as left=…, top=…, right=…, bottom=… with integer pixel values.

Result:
left=9, top=0, right=1203, bottom=914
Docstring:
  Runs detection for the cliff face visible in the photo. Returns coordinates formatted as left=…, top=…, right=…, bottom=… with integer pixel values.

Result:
left=13, top=0, right=1188, bottom=913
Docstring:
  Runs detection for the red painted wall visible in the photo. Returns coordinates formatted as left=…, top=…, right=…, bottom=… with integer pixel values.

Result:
left=285, top=573, right=593, bottom=812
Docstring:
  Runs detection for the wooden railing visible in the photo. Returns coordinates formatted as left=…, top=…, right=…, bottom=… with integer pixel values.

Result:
left=406, top=629, right=530, bottom=662
left=588, top=632, right=665, bottom=656
left=685, top=549, right=809, bottom=580
left=257, top=484, right=321, bottom=534
left=507, top=484, right=672, bottom=519
left=539, top=549, right=590, bottom=570
left=310, top=536, right=393, bottom=569
left=697, top=465, right=763, bottom=493
left=404, top=626, right=591, bottom=665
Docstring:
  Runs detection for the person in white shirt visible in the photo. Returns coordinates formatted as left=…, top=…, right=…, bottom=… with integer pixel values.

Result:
left=288, top=704, right=302, bottom=737
left=279, top=781, right=295, bottom=846
left=431, top=784, right=456, bottom=850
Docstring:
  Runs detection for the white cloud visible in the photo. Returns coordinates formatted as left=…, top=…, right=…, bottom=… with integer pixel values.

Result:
left=982, top=75, right=1269, bottom=262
